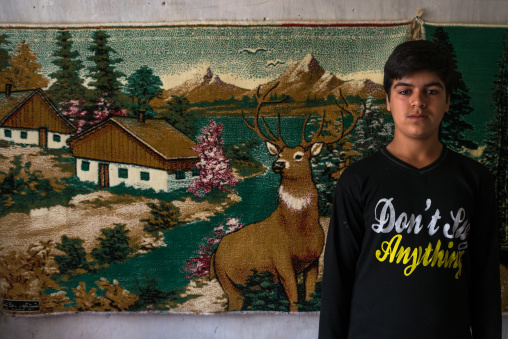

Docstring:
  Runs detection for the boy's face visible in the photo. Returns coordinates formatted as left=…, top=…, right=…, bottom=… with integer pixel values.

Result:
left=386, top=70, right=449, bottom=143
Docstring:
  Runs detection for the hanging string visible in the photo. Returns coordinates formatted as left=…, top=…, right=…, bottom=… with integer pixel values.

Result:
left=409, top=8, right=425, bottom=40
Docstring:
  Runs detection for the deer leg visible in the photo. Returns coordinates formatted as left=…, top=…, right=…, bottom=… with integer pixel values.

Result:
left=220, top=277, right=244, bottom=311
left=303, top=260, right=319, bottom=301
left=278, top=268, right=299, bottom=312
left=226, top=289, right=244, bottom=311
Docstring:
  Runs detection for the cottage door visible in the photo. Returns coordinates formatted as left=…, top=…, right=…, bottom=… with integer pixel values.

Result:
left=99, top=164, right=110, bottom=188
left=39, top=128, right=47, bottom=148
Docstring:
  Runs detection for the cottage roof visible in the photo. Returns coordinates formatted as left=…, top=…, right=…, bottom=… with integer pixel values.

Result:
left=69, top=116, right=198, bottom=161
left=0, top=90, right=35, bottom=123
left=0, top=89, right=76, bottom=131
left=111, top=117, right=198, bottom=160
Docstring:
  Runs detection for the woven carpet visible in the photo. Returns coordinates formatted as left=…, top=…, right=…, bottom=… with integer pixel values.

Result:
left=0, top=20, right=505, bottom=315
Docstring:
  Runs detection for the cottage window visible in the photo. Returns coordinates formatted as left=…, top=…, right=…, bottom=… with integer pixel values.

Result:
left=192, top=168, right=200, bottom=177
left=4, top=129, right=11, bottom=138
left=140, top=172, right=150, bottom=181
left=118, top=168, right=128, bottom=179
left=53, top=134, right=61, bottom=142
left=20, top=131, right=28, bottom=139
left=81, top=161, right=90, bottom=172
left=175, top=170, right=185, bottom=180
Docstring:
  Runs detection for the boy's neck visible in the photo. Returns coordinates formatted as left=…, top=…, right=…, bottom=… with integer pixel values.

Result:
left=386, top=137, right=443, bottom=169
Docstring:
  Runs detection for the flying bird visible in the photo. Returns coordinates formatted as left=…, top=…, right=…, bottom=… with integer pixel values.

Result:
left=266, top=59, right=286, bottom=67
left=239, top=47, right=268, bottom=54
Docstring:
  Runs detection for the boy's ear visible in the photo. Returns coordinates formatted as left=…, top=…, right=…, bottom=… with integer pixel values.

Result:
left=386, top=94, right=391, bottom=111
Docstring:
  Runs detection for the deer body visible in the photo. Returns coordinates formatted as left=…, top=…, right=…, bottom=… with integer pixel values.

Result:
left=210, top=83, right=365, bottom=312
left=212, top=145, right=324, bottom=312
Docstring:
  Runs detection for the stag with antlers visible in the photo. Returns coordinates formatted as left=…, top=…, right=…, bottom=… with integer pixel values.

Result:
left=210, top=83, right=366, bottom=312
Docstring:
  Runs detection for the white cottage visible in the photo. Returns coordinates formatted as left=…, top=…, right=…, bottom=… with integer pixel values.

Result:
left=0, top=86, right=76, bottom=148
left=68, top=113, right=199, bottom=192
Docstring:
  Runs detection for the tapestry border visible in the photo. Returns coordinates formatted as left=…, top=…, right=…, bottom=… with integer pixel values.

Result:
left=0, top=20, right=414, bottom=30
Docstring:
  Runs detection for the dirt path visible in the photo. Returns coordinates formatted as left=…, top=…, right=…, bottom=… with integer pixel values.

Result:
left=0, top=144, right=241, bottom=258
left=0, top=191, right=161, bottom=256
left=0, top=145, right=74, bottom=179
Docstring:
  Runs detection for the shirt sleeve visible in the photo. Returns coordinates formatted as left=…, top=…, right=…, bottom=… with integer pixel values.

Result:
left=318, top=175, right=365, bottom=339
left=469, top=171, right=502, bottom=338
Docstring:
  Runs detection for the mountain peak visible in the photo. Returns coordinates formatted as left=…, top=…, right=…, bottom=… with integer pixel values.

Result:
left=298, top=54, right=320, bottom=73
left=202, top=67, right=214, bottom=85
left=303, top=53, right=316, bottom=64
left=211, top=74, right=224, bottom=85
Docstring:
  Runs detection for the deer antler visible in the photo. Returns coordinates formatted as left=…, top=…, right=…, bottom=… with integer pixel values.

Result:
left=300, top=89, right=367, bottom=149
left=242, top=82, right=288, bottom=149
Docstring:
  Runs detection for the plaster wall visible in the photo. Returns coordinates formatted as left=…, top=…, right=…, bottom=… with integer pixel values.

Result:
left=1, top=1, right=508, bottom=338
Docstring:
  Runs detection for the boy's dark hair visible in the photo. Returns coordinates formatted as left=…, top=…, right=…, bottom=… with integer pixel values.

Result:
left=383, top=40, right=455, bottom=98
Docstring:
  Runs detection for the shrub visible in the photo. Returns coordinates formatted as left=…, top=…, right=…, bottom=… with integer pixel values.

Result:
left=91, top=224, right=131, bottom=265
left=236, top=269, right=322, bottom=312
left=73, top=278, right=138, bottom=312
left=141, top=201, right=181, bottom=235
left=0, top=157, right=95, bottom=217
left=131, top=277, right=189, bottom=311
left=0, top=240, right=72, bottom=313
left=296, top=281, right=322, bottom=312
left=54, top=235, right=89, bottom=274
left=236, top=269, right=290, bottom=312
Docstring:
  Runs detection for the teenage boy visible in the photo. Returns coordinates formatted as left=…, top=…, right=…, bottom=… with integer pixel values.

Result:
left=318, top=40, right=501, bottom=338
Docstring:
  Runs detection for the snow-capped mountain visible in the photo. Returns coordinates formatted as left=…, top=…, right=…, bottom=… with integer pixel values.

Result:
left=153, top=55, right=384, bottom=107
left=158, top=67, right=248, bottom=104
left=334, top=79, right=385, bottom=100
left=247, top=54, right=344, bottom=101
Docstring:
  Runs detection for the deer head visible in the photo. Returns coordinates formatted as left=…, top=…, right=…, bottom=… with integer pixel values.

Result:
left=243, top=83, right=366, bottom=181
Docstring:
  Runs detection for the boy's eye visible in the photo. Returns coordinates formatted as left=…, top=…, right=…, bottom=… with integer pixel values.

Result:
left=399, top=90, right=411, bottom=95
left=427, top=89, right=439, bottom=95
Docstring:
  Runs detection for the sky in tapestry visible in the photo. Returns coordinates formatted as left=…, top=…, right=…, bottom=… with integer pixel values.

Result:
left=2, top=25, right=408, bottom=89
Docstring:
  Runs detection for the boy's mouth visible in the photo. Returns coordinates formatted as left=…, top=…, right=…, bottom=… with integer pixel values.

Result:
left=408, top=113, right=427, bottom=120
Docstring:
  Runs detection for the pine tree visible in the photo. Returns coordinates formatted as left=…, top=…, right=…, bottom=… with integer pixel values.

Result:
left=0, top=34, right=11, bottom=92
left=47, top=30, right=87, bottom=105
left=0, top=34, right=10, bottom=70
left=4, top=40, right=49, bottom=91
left=432, top=27, right=477, bottom=152
left=164, top=95, right=196, bottom=137
left=353, top=96, right=393, bottom=160
left=87, top=30, right=125, bottom=108
left=483, top=35, right=508, bottom=243
left=125, top=65, right=163, bottom=116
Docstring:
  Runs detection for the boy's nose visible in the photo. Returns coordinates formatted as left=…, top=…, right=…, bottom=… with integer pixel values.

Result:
left=411, top=91, right=427, bottom=107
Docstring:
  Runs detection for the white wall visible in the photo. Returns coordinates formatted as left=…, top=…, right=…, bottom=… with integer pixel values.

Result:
left=76, top=158, right=195, bottom=191
left=47, top=132, right=72, bottom=149
left=0, top=127, right=38, bottom=146
left=1, top=1, right=508, bottom=338
left=0, top=128, right=72, bottom=149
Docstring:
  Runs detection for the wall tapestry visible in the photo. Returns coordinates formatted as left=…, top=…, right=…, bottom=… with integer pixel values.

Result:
left=420, top=23, right=508, bottom=312
left=0, top=20, right=506, bottom=315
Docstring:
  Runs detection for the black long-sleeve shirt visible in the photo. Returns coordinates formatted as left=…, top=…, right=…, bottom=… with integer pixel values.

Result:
left=319, top=146, right=501, bottom=339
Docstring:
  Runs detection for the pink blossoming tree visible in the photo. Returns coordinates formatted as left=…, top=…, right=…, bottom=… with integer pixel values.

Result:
left=60, top=98, right=127, bottom=133
left=183, top=217, right=244, bottom=279
left=187, top=119, right=239, bottom=197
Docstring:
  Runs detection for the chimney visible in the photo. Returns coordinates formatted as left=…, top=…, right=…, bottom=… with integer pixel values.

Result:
left=138, top=109, right=146, bottom=124
left=5, top=84, right=12, bottom=97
